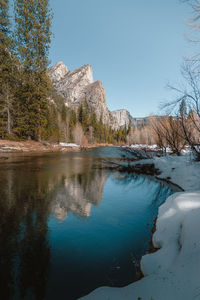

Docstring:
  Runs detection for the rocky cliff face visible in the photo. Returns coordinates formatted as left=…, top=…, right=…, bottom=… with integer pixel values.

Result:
left=111, top=109, right=134, bottom=130
left=81, top=81, right=110, bottom=124
left=49, top=62, right=111, bottom=124
left=111, top=110, right=147, bottom=129
left=49, top=61, right=69, bottom=82
left=49, top=63, right=93, bottom=101
left=49, top=62, right=135, bottom=128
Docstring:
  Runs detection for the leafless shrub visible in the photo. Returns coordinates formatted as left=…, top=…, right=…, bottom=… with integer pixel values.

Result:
left=162, top=63, right=200, bottom=159
left=150, top=116, right=186, bottom=155
left=72, top=123, right=85, bottom=145
left=126, top=122, right=157, bottom=146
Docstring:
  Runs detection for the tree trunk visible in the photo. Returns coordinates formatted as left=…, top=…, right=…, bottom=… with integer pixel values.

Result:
left=6, top=84, right=11, bottom=135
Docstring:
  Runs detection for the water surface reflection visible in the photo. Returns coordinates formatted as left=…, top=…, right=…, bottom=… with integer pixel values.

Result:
left=0, top=149, right=172, bottom=300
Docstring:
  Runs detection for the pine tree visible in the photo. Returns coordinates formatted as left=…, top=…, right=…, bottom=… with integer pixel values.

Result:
left=14, top=0, right=52, bottom=140
left=90, top=107, right=97, bottom=130
left=0, top=0, right=17, bottom=138
left=61, top=103, right=67, bottom=122
left=0, top=0, right=10, bottom=45
left=69, top=109, right=77, bottom=141
left=69, top=110, right=77, bottom=129
left=78, top=104, right=84, bottom=125
left=45, top=104, right=59, bottom=142
left=82, top=99, right=90, bottom=132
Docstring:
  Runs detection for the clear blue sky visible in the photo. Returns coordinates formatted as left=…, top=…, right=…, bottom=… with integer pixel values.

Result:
left=49, top=0, right=193, bottom=117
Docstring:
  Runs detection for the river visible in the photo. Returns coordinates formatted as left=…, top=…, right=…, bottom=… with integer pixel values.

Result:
left=0, top=147, right=172, bottom=300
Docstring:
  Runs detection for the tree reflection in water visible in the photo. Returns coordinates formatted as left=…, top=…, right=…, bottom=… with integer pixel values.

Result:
left=0, top=165, right=51, bottom=300
left=0, top=150, right=173, bottom=300
left=0, top=156, right=106, bottom=300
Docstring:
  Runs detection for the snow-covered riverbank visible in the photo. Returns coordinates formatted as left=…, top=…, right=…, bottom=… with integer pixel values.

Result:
left=152, top=154, right=200, bottom=191
left=81, top=153, right=200, bottom=300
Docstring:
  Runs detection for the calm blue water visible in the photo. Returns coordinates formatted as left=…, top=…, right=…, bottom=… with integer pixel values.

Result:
left=0, top=148, right=172, bottom=300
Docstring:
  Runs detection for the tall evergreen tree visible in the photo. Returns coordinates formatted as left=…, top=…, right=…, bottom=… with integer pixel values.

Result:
left=82, top=99, right=90, bottom=132
left=78, top=104, right=83, bottom=124
left=0, top=0, right=10, bottom=45
left=69, top=110, right=77, bottom=129
left=0, top=0, right=17, bottom=138
left=14, top=0, right=52, bottom=140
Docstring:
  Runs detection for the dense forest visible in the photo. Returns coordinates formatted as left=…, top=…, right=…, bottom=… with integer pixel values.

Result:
left=0, top=0, right=128, bottom=145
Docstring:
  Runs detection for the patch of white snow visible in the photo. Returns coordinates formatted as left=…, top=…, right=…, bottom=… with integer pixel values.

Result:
left=59, top=142, right=79, bottom=148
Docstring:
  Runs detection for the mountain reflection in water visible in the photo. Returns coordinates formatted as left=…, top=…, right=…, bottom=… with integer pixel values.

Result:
left=0, top=149, right=172, bottom=300
left=51, top=170, right=106, bottom=220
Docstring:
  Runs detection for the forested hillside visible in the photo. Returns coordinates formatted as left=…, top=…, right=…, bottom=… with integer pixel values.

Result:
left=0, top=0, right=128, bottom=145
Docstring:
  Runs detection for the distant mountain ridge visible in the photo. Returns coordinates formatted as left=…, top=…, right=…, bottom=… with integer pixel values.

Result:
left=49, top=62, right=146, bottom=129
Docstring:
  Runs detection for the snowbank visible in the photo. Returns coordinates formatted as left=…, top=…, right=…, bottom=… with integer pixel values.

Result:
left=153, top=154, right=200, bottom=191
left=59, top=142, right=79, bottom=147
left=123, top=143, right=174, bottom=154
left=81, top=154, right=200, bottom=300
left=125, top=153, right=200, bottom=192
left=129, top=144, right=158, bottom=150
left=0, top=146, right=22, bottom=151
